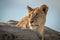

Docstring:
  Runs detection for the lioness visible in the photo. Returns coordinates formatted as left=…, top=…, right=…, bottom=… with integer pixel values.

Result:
left=16, top=5, right=48, bottom=40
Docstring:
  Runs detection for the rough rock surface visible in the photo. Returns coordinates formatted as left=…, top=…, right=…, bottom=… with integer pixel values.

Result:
left=0, top=20, right=60, bottom=40
left=0, top=22, right=41, bottom=40
left=44, top=26, right=60, bottom=40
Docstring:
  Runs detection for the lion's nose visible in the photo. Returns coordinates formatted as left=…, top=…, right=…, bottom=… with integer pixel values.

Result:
left=30, top=21, right=34, bottom=23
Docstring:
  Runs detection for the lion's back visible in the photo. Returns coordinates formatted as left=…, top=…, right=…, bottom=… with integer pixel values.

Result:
left=16, top=16, right=29, bottom=28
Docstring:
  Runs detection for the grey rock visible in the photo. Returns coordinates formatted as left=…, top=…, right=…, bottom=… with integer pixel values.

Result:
left=0, top=22, right=41, bottom=40
left=7, top=20, right=18, bottom=25
left=7, top=20, right=60, bottom=40
left=44, top=26, right=60, bottom=40
left=0, top=20, right=60, bottom=40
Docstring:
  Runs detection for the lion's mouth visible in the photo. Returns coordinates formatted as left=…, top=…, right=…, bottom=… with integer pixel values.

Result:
left=31, top=24, right=39, bottom=26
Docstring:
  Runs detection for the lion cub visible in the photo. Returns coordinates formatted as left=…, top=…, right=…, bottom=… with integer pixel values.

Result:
left=16, top=5, right=48, bottom=40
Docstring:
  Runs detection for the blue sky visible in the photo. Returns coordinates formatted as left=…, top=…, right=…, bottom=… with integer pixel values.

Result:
left=0, top=0, right=60, bottom=32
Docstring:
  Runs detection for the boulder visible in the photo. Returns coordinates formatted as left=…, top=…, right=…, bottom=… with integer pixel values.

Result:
left=0, top=20, right=60, bottom=40
left=0, top=22, right=41, bottom=40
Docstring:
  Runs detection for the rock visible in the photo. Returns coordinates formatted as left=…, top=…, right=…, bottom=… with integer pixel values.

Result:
left=0, top=20, right=60, bottom=40
left=44, top=26, right=60, bottom=40
left=7, top=20, right=60, bottom=40
left=7, top=20, right=18, bottom=25
left=0, top=22, right=41, bottom=40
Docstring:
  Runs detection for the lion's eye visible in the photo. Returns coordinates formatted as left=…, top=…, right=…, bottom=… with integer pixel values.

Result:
left=36, top=13, right=38, bottom=16
left=35, top=12, right=39, bottom=17
left=29, top=14, right=31, bottom=18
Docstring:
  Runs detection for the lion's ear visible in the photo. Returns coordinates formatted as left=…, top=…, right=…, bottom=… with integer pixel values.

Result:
left=27, top=6, right=33, bottom=13
left=40, top=5, right=48, bottom=15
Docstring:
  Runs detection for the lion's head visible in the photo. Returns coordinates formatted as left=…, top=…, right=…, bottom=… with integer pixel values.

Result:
left=27, top=5, right=48, bottom=28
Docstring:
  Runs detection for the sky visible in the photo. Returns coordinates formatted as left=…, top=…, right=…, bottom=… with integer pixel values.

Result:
left=0, top=0, right=60, bottom=32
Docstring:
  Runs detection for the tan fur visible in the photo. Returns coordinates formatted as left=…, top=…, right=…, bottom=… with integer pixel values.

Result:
left=16, top=5, right=48, bottom=40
